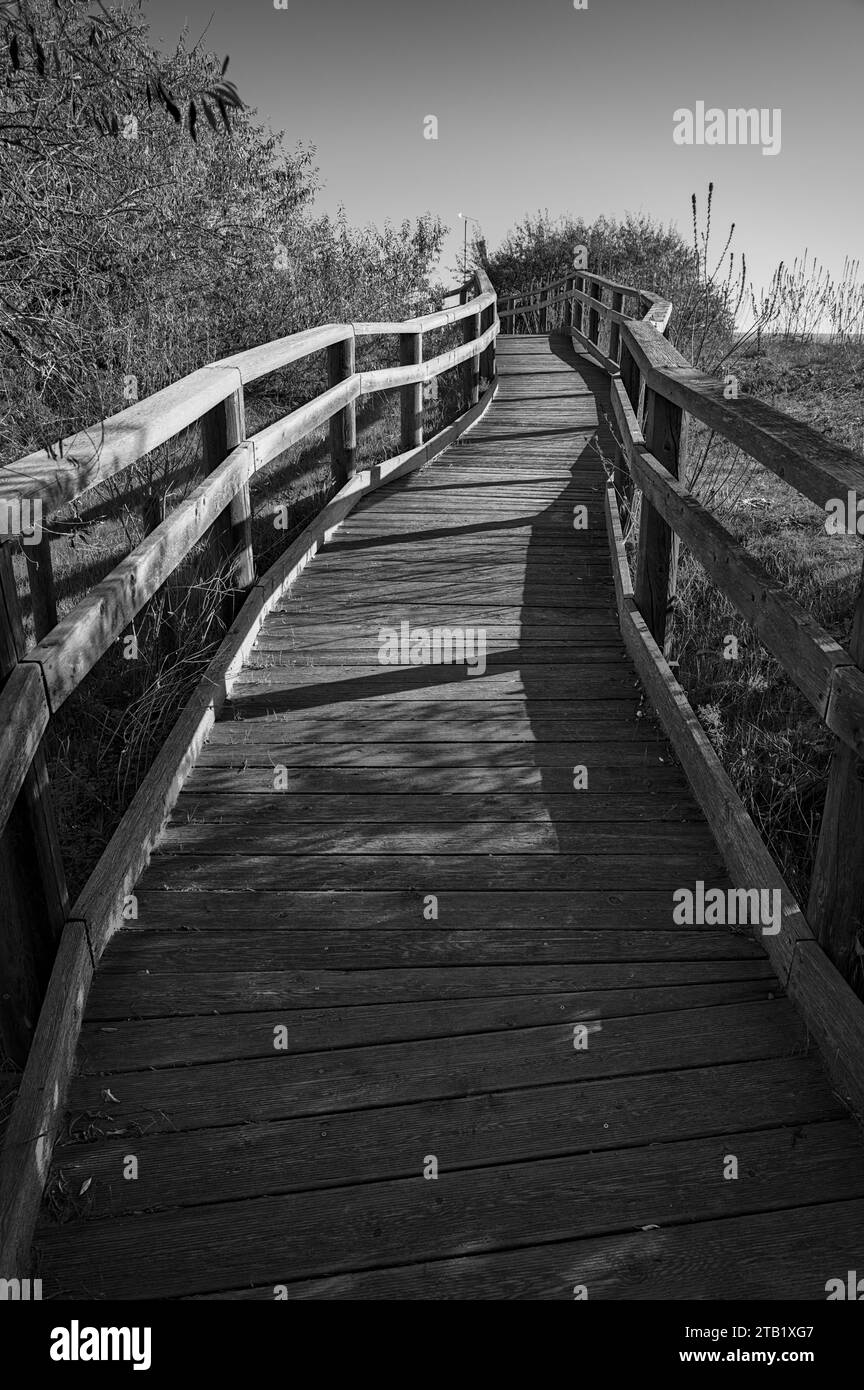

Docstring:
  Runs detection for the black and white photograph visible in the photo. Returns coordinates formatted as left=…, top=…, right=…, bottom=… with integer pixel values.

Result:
left=1, top=0, right=863, bottom=1350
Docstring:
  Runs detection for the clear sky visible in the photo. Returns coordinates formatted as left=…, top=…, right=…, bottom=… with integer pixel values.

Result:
left=145, top=0, right=864, bottom=295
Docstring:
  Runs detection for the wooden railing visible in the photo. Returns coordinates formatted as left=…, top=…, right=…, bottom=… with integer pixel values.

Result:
left=0, top=269, right=499, bottom=1064
left=502, top=268, right=864, bottom=992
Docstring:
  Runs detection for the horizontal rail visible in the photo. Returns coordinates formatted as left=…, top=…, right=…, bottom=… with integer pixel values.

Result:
left=610, top=379, right=861, bottom=749
left=1, top=366, right=243, bottom=520
left=8, top=283, right=499, bottom=721
left=621, top=320, right=864, bottom=508
left=499, top=270, right=665, bottom=310
left=0, top=283, right=497, bottom=530
left=569, top=323, right=621, bottom=376
left=354, top=289, right=496, bottom=337
left=23, top=442, right=255, bottom=712
left=253, top=377, right=361, bottom=472
left=0, top=664, right=49, bottom=838
left=360, top=320, right=498, bottom=391
left=218, top=324, right=352, bottom=386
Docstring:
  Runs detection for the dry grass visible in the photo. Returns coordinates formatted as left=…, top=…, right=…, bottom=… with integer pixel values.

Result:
left=12, top=341, right=468, bottom=903
left=667, top=338, right=864, bottom=983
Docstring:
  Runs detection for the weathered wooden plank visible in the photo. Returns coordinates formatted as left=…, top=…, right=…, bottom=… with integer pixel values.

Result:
left=194, top=742, right=682, bottom=771
left=182, top=765, right=690, bottom=793
left=63, top=1002, right=804, bottom=1137
left=35, top=1121, right=860, bottom=1298
left=94, top=929, right=756, bottom=977
left=221, top=671, right=643, bottom=701
left=199, top=721, right=660, bottom=749
left=77, top=980, right=777, bottom=1073
left=47, top=1056, right=822, bottom=1217
left=126, top=851, right=730, bottom=891
left=245, top=651, right=630, bottom=671
left=195, top=1198, right=864, bottom=1300
left=87, top=958, right=772, bottom=1020
left=159, top=820, right=719, bottom=857
left=170, top=792, right=703, bottom=823
left=127, top=886, right=732, bottom=930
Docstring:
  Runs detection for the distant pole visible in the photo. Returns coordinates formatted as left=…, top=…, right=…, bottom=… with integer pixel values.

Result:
left=458, top=212, right=479, bottom=279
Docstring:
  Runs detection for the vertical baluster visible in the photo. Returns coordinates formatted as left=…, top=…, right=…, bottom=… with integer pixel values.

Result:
left=633, top=387, right=683, bottom=655
left=400, top=330, right=423, bottom=450
left=0, top=541, right=68, bottom=1065
left=462, top=305, right=480, bottom=408
left=809, top=555, right=864, bottom=981
left=609, top=290, right=624, bottom=363
left=588, top=280, right=601, bottom=345
left=328, top=334, right=357, bottom=488
left=201, top=381, right=254, bottom=600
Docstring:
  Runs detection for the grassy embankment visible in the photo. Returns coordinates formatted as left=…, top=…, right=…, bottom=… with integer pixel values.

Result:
left=666, top=335, right=864, bottom=973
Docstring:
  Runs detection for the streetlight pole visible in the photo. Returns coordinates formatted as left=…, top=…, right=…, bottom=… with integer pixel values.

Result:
left=457, top=212, right=479, bottom=280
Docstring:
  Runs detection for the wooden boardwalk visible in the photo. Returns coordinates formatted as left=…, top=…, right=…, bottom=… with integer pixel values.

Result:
left=34, top=336, right=864, bottom=1299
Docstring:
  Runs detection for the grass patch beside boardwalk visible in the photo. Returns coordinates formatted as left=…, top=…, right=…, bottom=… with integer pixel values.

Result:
left=668, top=337, right=864, bottom=987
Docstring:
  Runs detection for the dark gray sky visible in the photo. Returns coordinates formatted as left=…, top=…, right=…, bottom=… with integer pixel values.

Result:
left=146, top=0, right=864, bottom=294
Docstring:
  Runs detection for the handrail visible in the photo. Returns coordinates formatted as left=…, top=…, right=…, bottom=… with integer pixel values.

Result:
left=0, top=291, right=498, bottom=524
left=0, top=268, right=499, bottom=1068
left=507, top=258, right=864, bottom=988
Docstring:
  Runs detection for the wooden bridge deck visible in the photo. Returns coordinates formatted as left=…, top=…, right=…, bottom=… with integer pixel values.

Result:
left=35, top=335, right=864, bottom=1299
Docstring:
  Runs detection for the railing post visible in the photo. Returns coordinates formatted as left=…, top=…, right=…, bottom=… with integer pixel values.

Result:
left=0, top=540, right=68, bottom=1065
left=633, top=386, right=683, bottom=654
left=201, top=381, right=254, bottom=596
left=808, top=555, right=864, bottom=980
left=563, top=276, right=574, bottom=331
left=327, top=334, right=357, bottom=488
left=28, top=531, right=57, bottom=641
left=588, top=280, right=602, bottom=345
left=619, top=338, right=641, bottom=416
left=573, top=275, right=584, bottom=334
left=482, top=301, right=496, bottom=383
left=609, top=290, right=624, bottom=364
left=462, top=306, right=480, bottom=409
left=400, top=330, right=423, bottom=450
left=615, top=338, right=641, bottom=518
left=538, top=289, right=548, bottom=336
